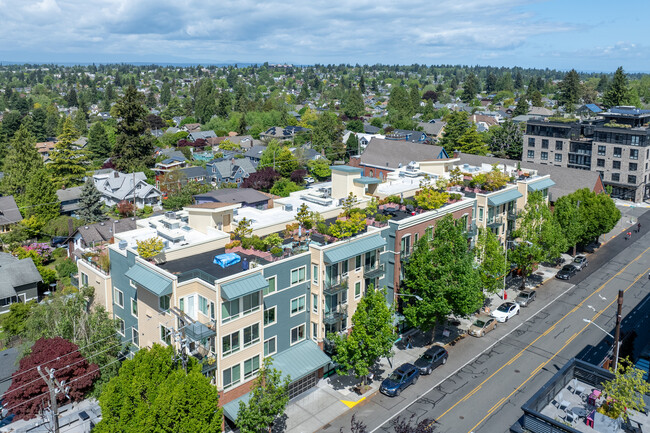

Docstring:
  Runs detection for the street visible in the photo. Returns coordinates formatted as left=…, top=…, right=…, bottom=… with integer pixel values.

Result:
left=323, top=211, right=650, bottom=433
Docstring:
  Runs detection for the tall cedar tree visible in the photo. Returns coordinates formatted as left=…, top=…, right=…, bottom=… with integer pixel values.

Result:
left=95, top=344, right=222, bottom=433
left=77, top=179, right=105, bottom=223
left=3, top=337, right=99, bottom=420
left=194, top=78, right=217, bottom=124
left=236, top=358, right=291, bottom=433
left=87, top=121, right=112, bottom=160
left=603, top=66, right=632, bottom=108
left=22, top=167, right=60, bottom=226
left=30, top=107, right=47, bottom=141
left=343, top=88, right=365, bottom=118
left=513, top=96, right=529, bottom=117
left=329, top=287, right=395, bottom=386
left=387, top=86, right=413, bottom=123
left=438, top=111, right=472, bottom=154
left=461, top=73, right=479, bottom=103
left=49, top=116, right=88, bottom=188
left=403, top=214, right=483, bottom=339
left=558, top=69, right=582, bottom=110
left=111, top=85, right=155, bottom=171
left=0, top=124, right=43, bottom=197
left=409, top=84, right=421, bottom=113
left=160, top=82, right=172, bottom=106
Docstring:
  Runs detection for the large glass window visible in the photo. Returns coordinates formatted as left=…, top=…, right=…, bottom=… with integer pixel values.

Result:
left=527, top=150, right=534, bottom=158
left=291, top=267, right=306, bottom=285
left=242, top=293, right=260, bottom=315
left=341, top=260, right=349, bottom=276
left=541, top=152, right=548, bottom=161
left=355, top=255, right=362, bottom=270
left=613, top=147, right=622, bottom=158
left=244, top=355, right=260, bottom=380
left=222, top=331, right=240, bottom=356
left=198, top=295, right=209, bottom=316
left=528, top=137, right=535, bottom=147
left=223, top=365, right=241, bottom=390
left=555, top=141, right=563, bottom=151
left=355, top=281, right=362, bottom=299
left=312, top=265, right=318, bottom=284
left=400, top=235, right=411, bottom=258
left=555, top=154, right=562, bottom=162
left=222, top=299, right=240, bottom=323
left=291, top=324, right=306, bottom=345
left=243, top=324, right=260, bottom=347
left=264, top=337, right=277, bottom=357
left=630, top=149, right=639, bottom=160
left=159, top=295, right=170, bottom=312
left=264, top=306, right=276, bottom=326
left=131, top=298, right=138, bottom=317
left=114, top=288, right=124, bottom=308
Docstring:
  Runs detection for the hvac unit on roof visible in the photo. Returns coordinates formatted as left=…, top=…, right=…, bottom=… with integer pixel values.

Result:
left=284, top=203, right=293, bottom=211
left=164, top=211, right=176, bottom=219
left=118, top=240, right=128, bottom=250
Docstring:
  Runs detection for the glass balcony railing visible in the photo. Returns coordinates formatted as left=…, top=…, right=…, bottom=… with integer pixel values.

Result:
left=324, top=304, right=348, bottom=324
left=364, top=263, right=385, bottom=278
left=324, top=276, right=348, bottom=295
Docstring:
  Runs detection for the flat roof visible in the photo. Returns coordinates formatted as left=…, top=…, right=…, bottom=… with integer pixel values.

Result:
left=158, top=247, right=270, bottom=281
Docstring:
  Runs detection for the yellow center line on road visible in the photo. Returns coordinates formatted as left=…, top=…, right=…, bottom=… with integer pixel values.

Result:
left=465, top=266, right=650, bottom=433
left=435, top=245, right=650, bottom=423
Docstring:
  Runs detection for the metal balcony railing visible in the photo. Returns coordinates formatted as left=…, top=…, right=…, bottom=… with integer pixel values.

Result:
left=324, top=276, right=348, bottom=295
left=507, top=209, right=518, bottom=220
left=364, top=263, right=385, bottom=279
left=487, top=216, right=503, bottom=228
left=324, top=304, right=349, bottom=324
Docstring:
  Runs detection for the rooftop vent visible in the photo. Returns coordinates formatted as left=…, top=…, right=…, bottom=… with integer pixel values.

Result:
left=118, top=240, right=127, bottom=250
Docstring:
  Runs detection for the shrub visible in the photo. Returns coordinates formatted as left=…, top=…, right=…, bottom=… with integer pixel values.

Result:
left=55, top=258, right=78, bottom=279
left=225, top=240, right=241, bottom=249
left=117, top=200, right=135, bottom=217
left=263, top=233, right=282, bottom=249
left=270, top=246, right=283, bottom=257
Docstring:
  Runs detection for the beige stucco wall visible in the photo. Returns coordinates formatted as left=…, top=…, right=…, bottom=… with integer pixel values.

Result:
left=78, top=260, right=113, bottom=315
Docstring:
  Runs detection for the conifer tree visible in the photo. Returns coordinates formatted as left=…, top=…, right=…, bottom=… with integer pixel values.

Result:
left=0, top=124, right=44, bottom=197
left=111, top=85, right=155, bottom=171
left=603, top=66, right=632, bottom=108
left=86, top=121, right=112, bottom=160
left=22, top=167, right=60, bottom=228
left=77, top=179, right=104, bottom=223
left=49, top=117, right=88, bottom=188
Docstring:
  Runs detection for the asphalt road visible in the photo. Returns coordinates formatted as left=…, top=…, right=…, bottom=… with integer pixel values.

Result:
left=323, top=210, right=650, bottom=433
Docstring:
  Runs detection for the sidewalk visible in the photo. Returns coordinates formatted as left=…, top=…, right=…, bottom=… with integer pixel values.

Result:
left=602, top=201, right=649, bottom=243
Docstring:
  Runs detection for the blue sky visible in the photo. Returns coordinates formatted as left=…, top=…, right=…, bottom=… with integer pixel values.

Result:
left=0, top=0, right=648, bottom=72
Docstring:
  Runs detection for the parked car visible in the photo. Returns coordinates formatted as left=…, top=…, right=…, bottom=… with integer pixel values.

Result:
left=380, top=363, right=420, bottom=397
left=556, top=264, right=578, bottom=280
left=515, top=290, right=537, bottom=307
left=573, top=255, right=588, bottom=271
left=414, top=346, right=448, bottom=375
left=582, top=242, right=601, bottom=254
left=491, top=301, right=520, bottom=323
left=304, top=176, right=315, bottom=185
left=469, top=315, right=497, bottom=337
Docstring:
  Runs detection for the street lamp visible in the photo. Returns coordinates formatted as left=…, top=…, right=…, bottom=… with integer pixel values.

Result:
left=583, top=318, right=620, bottom=371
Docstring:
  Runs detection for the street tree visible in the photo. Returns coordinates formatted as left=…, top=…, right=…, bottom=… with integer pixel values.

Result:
left=553, top=195, right=582, bottom=255
left=236, top=358, right=291, bottom=433
left=95, top=344, right=222, bottom=433
left=3, top=337, right=99, bottom=420
left=403, top=215, right=483, bottom=339
left=570, top=188, right=620, bottom=245
left=600, top=359, right=650, bottom=421
left=329, top=287, right=395, bottom=387
left=475, top=227, right=507, bottom=295
left=111, top=85, right=155, bottom=171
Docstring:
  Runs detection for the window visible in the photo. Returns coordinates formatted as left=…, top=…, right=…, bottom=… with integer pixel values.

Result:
left=555, top=154, right=562, bottom=162
left=131, top=298, right=138, bottom=317
left=264, top=337, right=277, bottom=357
left=597, top=159, right=605, bottom=167
left=631, top=135, right=640, bottom=145
left=179, top=298, right=184, bottom=312
left=222, top=331, right=240, bottom=356
left=312, top=265, right=318, bottom=284
left=290, top=295, right=306, bottom=316
left=478, top=208, right=484, bottom=222
left=355, top=255, right=362, bottom=270
left=242, top=293, right=260, bottom=315
left=598, top=145, right=606, bottom=156
left=132, top=328, right=139, bottom=347
left=264, top=306, right=276, bottom=326
left=612, top=173, right=620, bottom=182
left=555, top=141, right=563, bottom=151
left=312, top=294, right=318, bottom=313
left=613, top=160, right=621, bottom=169
left=527, top=150, right=534, bottom=159
left=341, top=260, right=349, bottom=276
left=541, top=152, right=548, bottom=161
left=222, top=299, right=240, bottom=323
left=414, top=233, right=420, bottom=244
left=244, top=355, right=260, bottom=380
left=243, top=324, right=260, bottom=347
left=199, top=295, right=209, bottom=316
left=613, top=147, right=622, bottom=158
left=291, top=267, right=306, bottom=285
left=223, top=365, right=241, bottom=390
left=291, top=324, right=306, bottom=345
left=425, top=226, right=433, bottom=241
left=210, top=302, right=215, bottom=320
left=81, top=273, right=88, bottom=286
left=628, top=175, right=637, bottom=184
left=355, top=281, right=362, bottom=299
left=159, top=295, right=170, bottom=312
left=630, top=149, right=639, bottom=160
left=264, top=276, right=276, bottom=296
left=629, top=163, right=638, bottom=171
left=541, top=139, right=549, bottom=149
left=312, top=322, right=318, bottom=341
left=528, top=137, right=535, bottom=147
left=116, top=318, right=125, bottom=336
left=114, top=288, right=124, bottom=308
left=160, top=325, right=172, bottom=345
left=400, top=235, right=411, bottom=258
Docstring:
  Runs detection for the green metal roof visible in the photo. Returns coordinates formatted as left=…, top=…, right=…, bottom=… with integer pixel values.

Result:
left=353, top=176, right=382, bottom=185
left=124, top=263, right=172, bottom=297
left=323, top=235, right=386, bottom=263
left=222, top=392, right=251, bottom=421
left=220, top=273, right=267, bottom=301
left=274, top=340, right=331, bottom=382
left=527, top=178, right=555, bottom=192
left=487, top=189, right=523, bottom=207
left=330, top=165, right=363, bottom=174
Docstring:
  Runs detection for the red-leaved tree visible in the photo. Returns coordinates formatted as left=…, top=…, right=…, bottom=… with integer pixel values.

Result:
left=241, top=167, right=281, bottom=192
left=116, top=200, right=135, bottom=217
left=3, top=337, right=100, bottom=420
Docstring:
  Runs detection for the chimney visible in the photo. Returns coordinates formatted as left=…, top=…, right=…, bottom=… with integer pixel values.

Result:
left=453, top=150, right=461, bottom=158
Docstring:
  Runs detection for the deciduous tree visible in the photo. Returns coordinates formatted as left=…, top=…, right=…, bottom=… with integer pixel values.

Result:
left=136, top=237, right=164, bottom=259
left=600, top=359, right=650, bottom=421
left=475, top=227, right=506, bottom=295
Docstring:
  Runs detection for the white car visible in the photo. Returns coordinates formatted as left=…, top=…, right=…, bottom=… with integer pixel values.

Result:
left=491, top=302, right=520, bottom=323
left=304, top=176, right=315, bottom=185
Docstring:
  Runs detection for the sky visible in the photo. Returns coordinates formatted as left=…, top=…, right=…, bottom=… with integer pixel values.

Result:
left=0, top=0, right=648, bottom=72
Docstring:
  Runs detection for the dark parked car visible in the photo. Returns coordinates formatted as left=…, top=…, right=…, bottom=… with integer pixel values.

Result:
left=380, top=363, right=420, bottom=396
left=556, top=264, right=577, bottom=280
left=414, top=346, right=448, bottom=375
left=573, top=255, right=588, bottom=271
left=515, top=290, right=536, bottom=307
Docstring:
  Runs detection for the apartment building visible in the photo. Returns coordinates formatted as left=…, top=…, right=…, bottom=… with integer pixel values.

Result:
left=524, top=106, right=650, bottom=202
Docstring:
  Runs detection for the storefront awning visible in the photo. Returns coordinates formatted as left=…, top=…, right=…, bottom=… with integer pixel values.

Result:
left=487, top=189, right=523, bottom=207
left=273, top=340, right=331, bottom=382
left=124, top=263, right=172, bottom=297
left=220, top=273, right=267, bottom=301
left=222, top=392, right=251, bottom=422
left=324, top=235, right=386, bottom=263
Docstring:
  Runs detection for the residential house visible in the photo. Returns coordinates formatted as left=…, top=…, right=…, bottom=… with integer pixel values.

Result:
left=189, top=130, right=217, bottom=142
left=93, top=170, right=162, bottom=208
left=35, top=141, right=57, bottom=162
left=183, top=123, right=202, bottom=133
left=577, top=104, right=603, bottom=118
left=527, top=107, right=554, bottom=118
left=72, top=136, right=88, bottom=150
left=388, top=129, right=428, bottom=143
left=470, top=114, right=499, bottom=132
left=72, top=217, right=138, bottom=252
left=342, top=132, right=386, bottom=152
left=243, top=145, right=267, bottom=164
left=56, top=186, right=84, bottom=216
left=154, top=156, right=188, bottom=173
left=206, top=158, right=257, bottom=186
left=0, top=252, right=42, bottom=314
left=259, top=126, right=310, bottom=142
left=0, top=196, right=23, bottom=234
left=418, top=121, right=446, bottom=141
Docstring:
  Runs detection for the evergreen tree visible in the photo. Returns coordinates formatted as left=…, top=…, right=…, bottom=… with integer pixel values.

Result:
left=603, top=66, right=632, bottom=108
left=111, top=85, right=155, bottom=171
left=194, top=78, right=216, bottom=123
left=513, top=96, right=529, bottom=116
left=346, top=133, right=359, bottom=157
left=461, top=73, right=479, bottom=103
left=49, top=117, right=88, bottom=187
left=387, top=86, right=413, bottom=124
left=530, top=90, right=543, bottom=107
left=44, top=104, right=60, bottom=137
left=0, top=124, right=44, bottom=197
left=216, top=91, right=231, bottom=118
left=77, top=179, right=105, bottom=223
left=160, top=82, right=172, bottom=106
left=298, top=84, right=310, bottom=102
left=30, top=107, right=47, bottom=141
left=514, top=71, right=524, bottom=90
left=456, top=126, right=488, bottom=155
left=0, top=110, right=23, bottom=139
left=409, top=84, right=421, bottom=113
left=73, top=109, right=87, bottom=135
left=343, top=88, right=364, bottom=118
left=22, top=167, right=60, bottom=227
left=596, top=74, right=610, bottom=92
left=66, top=87, right=78, bottom=107
left=558, top=69, right=581, bottom=110
left=438, top=111, right=472, bottom=154
left=486, top=72, right=497, bottom=93
left=87, top=122, right=112, bottom=160
left=359, top=74, right=366, bottom=94
left=487, top=120, right=523, bottom=159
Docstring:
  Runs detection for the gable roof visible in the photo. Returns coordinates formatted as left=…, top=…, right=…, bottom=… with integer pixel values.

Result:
left=189, top=130, right=217, bottom=141
left=0, top=196, right=23, bottom=226
left=418, top=121, right=446, bottom=136
left=244, top=145, right=267, bottom=159
left=0, top=253, right=42, bottom=298
left=56, top=186, right=84, bottom=202
left=179, top=166, right=208, bottom=179
left=93, top=171, right=161, bottom=201
left=75, top=217, right=138, bottom=244
left=194, top=188, right=270, bottom=206
left=360, top=138, right=448, bottom=170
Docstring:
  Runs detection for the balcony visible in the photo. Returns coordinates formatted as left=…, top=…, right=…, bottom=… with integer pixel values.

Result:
left=177, top=269, right=216, bottom=285
left=464, top=223, right=478, bottom=237
left=364, top=263, right=385, bottom=279
left=487, top=216, right=503, bottom=229
left=507, top=209, right=518, bottom=221
left=324, top=276, right=348, bottom=295
left=324, top=304, right=348, bottom=325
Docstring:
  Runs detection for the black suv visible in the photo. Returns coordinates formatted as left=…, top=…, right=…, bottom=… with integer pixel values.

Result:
left=414, top=346, right=448, bottom=375
left=556, top=264, right=577, bottom=280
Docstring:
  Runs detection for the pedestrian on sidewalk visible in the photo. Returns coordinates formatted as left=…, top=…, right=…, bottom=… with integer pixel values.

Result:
left=406, top=335, right=413, bottom=349
left=638, top=222, right=641, bottom=233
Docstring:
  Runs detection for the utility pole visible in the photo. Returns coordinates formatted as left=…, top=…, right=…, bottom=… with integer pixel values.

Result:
left=613, top=289, right=623, bottom=371
left=173, top=329, right=190, bottom=374
left=37, top=366, right=70, bottom=433
left=132, top=171, right=137, bottom=217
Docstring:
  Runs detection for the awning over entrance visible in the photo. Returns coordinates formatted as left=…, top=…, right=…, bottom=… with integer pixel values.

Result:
left=222, top=393, right=251, bottom=422
left=124, top=263, right=172, bottom=297
left=323, top=235, right=386, bottom=264
left=487, top=189, right=523, bottom=207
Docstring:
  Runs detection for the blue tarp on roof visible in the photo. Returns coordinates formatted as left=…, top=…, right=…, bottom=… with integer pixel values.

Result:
left=213, top=253, right=241, bottom=268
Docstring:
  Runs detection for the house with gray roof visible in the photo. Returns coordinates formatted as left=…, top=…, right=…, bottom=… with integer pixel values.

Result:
left=206, top=158, right=257, bottom=186
left=72, top=217, right=138, bottom=252
left=260, top=126, right=310, bottom=141
left=56, top=186, right=84, bottom=216
left=418, top=121, right=446, bottom=140
left=93, top=170, right=161, bottom=209
left=0, top=252, right=42, bottom=314
left=0, top=196, right=23, bottom=235
left=188, top=130, right=217, bottom=141
left=194, top=188, right=274, bottom=209
left=244, top=145, right=267, bottom=163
